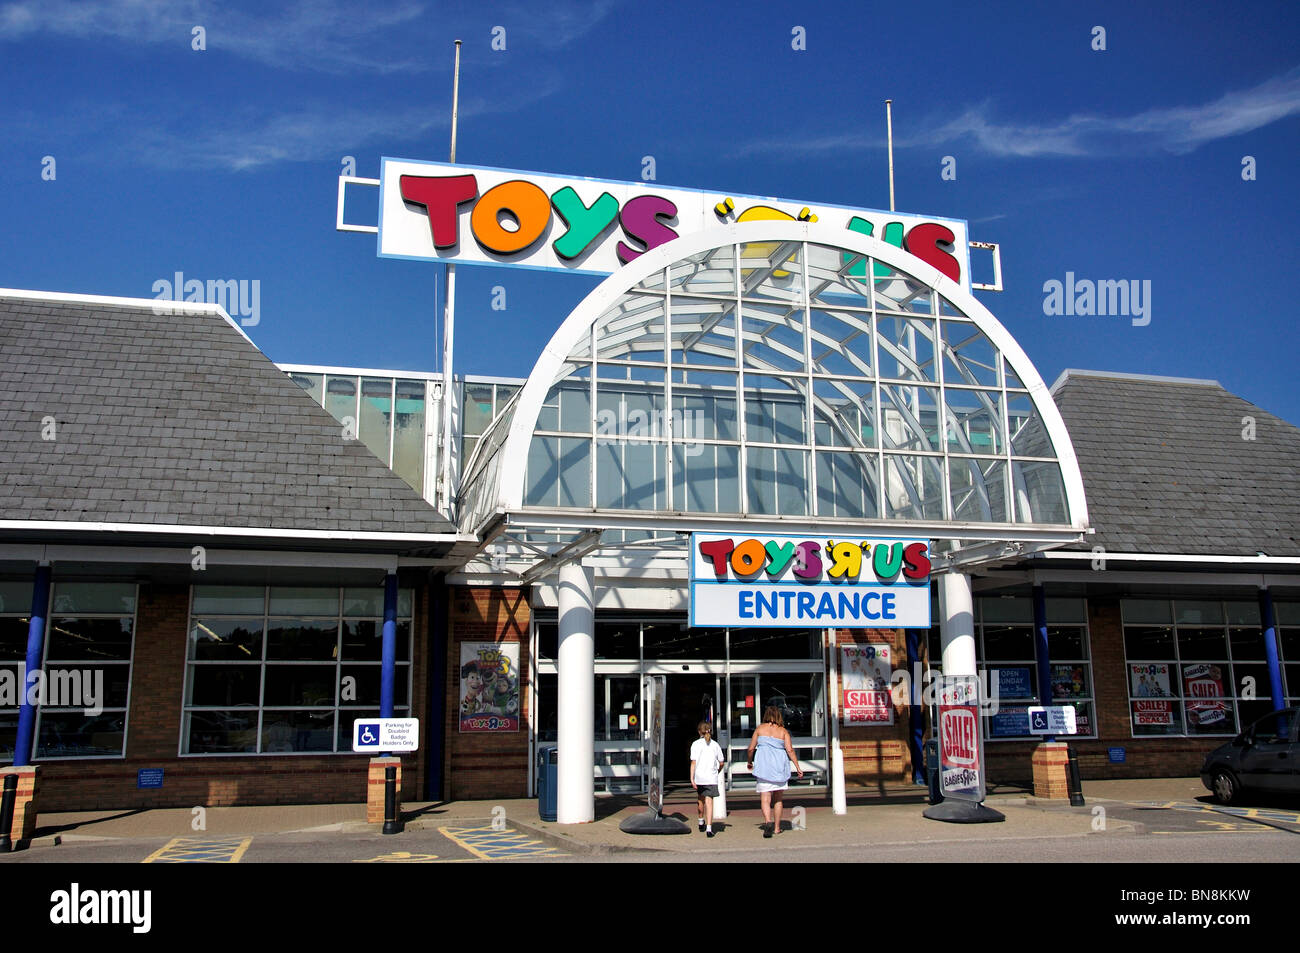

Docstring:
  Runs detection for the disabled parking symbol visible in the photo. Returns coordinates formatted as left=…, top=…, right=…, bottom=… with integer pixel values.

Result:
left=1030, top=710, right=1048, bottom=732
left=357, top=723, right=380, bottom=747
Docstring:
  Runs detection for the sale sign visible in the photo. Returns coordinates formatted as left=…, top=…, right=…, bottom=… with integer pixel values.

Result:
left=937, top=675, right=984, bottom=801
left=1183, top=663, right=1228, bottom=727
left=841, top=644, right=894, bottom=725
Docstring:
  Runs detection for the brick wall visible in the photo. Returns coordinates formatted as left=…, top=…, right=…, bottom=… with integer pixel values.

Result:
left=444, top=586, right=530, bottom=800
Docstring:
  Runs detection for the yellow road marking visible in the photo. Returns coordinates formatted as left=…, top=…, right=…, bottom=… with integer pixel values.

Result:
left=142, top=836, right=252, bottom=863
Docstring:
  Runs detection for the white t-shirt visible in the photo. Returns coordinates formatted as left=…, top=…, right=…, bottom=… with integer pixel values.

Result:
left=690, top=738, right=724, bottom=785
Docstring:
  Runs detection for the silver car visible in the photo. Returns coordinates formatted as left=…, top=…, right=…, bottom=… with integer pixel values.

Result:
left=1200, top=707, right=1298, bottom=805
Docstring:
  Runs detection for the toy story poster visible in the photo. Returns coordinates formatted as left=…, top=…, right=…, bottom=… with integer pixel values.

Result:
left=459, top=642, right=520, bottom=732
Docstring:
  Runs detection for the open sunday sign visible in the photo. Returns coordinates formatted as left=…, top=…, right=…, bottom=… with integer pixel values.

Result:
left=689, top=533, right=931, bottom=628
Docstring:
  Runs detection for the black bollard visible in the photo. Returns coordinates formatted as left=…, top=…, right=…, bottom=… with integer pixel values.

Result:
left=925, top=739, right=943, bottom=805
left=1066, top=745, right=1085, bottom=806
left=0, top=773, right=16, bottom=852
left=382, top=765, right=400, bottom=835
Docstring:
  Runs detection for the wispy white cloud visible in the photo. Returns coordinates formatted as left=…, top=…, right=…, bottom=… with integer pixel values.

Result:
left=733, top=68, right=1300, bottom=160
left=0, top=0, right=621, bottom=73
left=4, top=74, right=564, bottom=172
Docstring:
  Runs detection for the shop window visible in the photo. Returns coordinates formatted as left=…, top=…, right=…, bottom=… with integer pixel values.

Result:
left=728, top=627, right=820, bottom=660
left=977, top=595, right=1095, bottom=741
left=1122, top=599, right=1269, bottom=738
left=183, top=585, right=413, bottom=755
left=30, top=582, right=137, bottom=759
left=392, top=379, right=426, bottom=493
left=643, top=623, right=725, bottom=659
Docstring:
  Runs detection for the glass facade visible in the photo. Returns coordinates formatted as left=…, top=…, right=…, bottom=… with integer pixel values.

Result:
left=286, top=370, right=428, bottom=494
left=183, top=585, right=413, bottom=755
left=534, top=614, right=826, bottom=793
left=501, top=240, right=1070, bottom=527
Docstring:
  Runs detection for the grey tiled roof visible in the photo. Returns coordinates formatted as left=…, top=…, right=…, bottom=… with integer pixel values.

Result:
left=0, top=294, right=454, bottom=539
left=1052, top=370, right=1300, bottom=556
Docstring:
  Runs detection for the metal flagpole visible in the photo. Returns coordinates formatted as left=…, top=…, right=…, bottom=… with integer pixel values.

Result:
left=885, top=99, right=896, bottom=212
left=441, top=39, right=462, bottom=514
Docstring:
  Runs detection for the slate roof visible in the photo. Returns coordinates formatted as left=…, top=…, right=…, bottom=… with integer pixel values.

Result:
left=0, top=291, right=456, bottom=543
left=1051, top=370, right=1300, bottom=557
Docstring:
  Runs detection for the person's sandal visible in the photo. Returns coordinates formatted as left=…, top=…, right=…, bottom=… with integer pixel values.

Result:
left=763, top=823, right=773, bottom=839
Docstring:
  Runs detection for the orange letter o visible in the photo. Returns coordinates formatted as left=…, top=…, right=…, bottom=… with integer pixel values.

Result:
left=470, top=180, right=551, bottom=254
left=730, top=538, right=766, bottom=577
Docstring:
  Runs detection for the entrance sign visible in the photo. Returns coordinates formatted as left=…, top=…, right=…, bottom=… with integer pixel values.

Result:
left=378, top=158, right=974, bottom=290
left=1027, top=705, right=1077, bottom=735
left=352, top=718, right=420, bottom=752
left=646, top=675, right=666, bottom=815
left=690, top=533, right=931, bottom=628
left=937, top=675, right=985, bottom=801
left=840, top=644, right=894, bottom=726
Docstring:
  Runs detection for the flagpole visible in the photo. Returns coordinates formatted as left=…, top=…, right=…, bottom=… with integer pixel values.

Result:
left=885, top=99, right=896, bottom=212
left=441, top=39, right=462, bottom=514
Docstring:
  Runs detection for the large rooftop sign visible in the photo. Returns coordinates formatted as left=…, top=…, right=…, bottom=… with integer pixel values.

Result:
left=377, top=158, right=975, bottom=292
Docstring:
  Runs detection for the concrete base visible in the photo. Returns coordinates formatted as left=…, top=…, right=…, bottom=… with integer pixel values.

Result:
left=618, top=810, right=692, bottom=835
left=922, top=798, right=1006, bottom=823
left=366, top=757, right=402, bottom=825
left=0, top=765, right=40, bottom=848
left=1032, top=742, right=1071, bottom=799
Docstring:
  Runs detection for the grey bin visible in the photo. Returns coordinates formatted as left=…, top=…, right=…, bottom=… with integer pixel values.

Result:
left=536, top=745, right=558, bottom=821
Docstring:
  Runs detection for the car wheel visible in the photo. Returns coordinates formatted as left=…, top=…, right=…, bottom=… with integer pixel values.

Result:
left=1212, top=769, right=1239, bottom=805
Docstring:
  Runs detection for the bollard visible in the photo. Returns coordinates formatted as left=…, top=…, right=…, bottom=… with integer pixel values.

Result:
left=382, top=766, right=400, bottom=835
left=925, top=739, right=943, bottom=805
left=0, top=774, right=15, bottom=852
left=1066, top=745, right=1085, bottom=806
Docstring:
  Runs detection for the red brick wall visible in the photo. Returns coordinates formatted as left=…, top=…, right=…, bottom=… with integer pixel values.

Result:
left=28, top=581, right=422, bottom=811
left=836, top=628, right=914, bottom=783
left=444, top=586, right=530, bottom=799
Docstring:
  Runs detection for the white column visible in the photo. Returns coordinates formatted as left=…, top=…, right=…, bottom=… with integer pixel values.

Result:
left=938, top=572, right=976, bottom=676
left=557, top=561, right=595, bottom=824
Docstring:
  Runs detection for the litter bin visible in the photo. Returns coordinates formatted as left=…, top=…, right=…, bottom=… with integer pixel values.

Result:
left=925, top=739, right=943, bottom=805
left=537, top=745, right=558, bottom=821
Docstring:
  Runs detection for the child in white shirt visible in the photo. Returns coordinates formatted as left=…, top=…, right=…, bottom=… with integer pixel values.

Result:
left=690, top=721, right=725, bottom=837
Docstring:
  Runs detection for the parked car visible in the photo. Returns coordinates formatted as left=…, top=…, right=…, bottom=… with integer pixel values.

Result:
left=1200, top=707, right=1298, bottom=805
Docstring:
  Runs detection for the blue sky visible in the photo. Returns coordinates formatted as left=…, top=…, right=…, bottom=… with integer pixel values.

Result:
left=2, top=0, right=1298, bottom=423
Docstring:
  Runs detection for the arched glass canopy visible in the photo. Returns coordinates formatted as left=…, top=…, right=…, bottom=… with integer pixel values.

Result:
left=458, top=221, right=1087, bottom=562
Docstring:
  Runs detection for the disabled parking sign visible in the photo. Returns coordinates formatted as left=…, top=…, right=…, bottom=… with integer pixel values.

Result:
left=352, top=718, right=420, bottom=752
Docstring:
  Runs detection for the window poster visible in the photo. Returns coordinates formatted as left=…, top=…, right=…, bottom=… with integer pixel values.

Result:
left=1129, top=663, right=1171, bottom=698
left=1182, top=663, right=1229, bottom=728
left=459, top=642, right=520, bottom=732
left=841, top=643, right=894, bottom=726
left=1050, top=664, right=1088, bottom=699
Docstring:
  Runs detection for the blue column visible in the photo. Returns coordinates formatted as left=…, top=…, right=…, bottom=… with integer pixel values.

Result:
left=380, top=573, right=398, bottom=719
left=1033, top=583, right=1053, bottom=741
left=13, top=565, right=52, bottom=767
left=906, top=629, right=925, bottom=783
left=1260, top=588, right=1286, bottom=714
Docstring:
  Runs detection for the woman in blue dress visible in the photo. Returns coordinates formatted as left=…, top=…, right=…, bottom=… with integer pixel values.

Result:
left=746, top=706, right=803, bottom=837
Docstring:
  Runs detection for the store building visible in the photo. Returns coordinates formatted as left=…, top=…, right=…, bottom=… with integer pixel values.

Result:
left=2, top=211, right=1297, bottom=823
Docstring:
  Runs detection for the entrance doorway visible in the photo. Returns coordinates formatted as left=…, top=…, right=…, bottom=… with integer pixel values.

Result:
left=664, top=674, right=718, bottom=781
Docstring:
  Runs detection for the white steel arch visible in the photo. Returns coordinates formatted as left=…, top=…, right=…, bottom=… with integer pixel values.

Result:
left=458, top=220, right=1088, bottom=552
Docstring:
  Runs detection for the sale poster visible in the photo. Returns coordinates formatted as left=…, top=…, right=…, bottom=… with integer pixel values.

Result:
left=841, top=644, right=894, bottom=726
left=459, top=642, right=520, bottom=732
left=1182, top=663, right=1229, bottom=728
left=937, top=675, right=984, bottom=801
